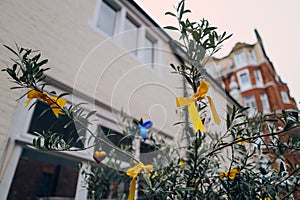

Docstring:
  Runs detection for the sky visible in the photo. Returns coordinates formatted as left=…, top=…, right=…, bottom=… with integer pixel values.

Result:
left=135, top=0, right=300, bottom=107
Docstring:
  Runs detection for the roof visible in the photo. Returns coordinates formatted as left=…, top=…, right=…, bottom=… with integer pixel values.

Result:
left=212, top=42, right=255, bottom=61
left=128, top=0, right=242, bottom=108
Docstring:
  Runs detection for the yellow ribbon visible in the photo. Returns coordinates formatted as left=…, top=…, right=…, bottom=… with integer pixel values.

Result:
left=176, top=80, right=220, bottom=132
left=126, top=162, right=154, bottom=200
left=236, top=137, right=250, bottom=145
left=218, top=168, right=240, bottom=180
left=25, top=89, right=66, bottom=118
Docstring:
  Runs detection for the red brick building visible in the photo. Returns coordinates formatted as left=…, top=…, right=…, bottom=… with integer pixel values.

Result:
left=207, top=30, right=300, bottom=198
left=206, top=30, right=297, bottom=116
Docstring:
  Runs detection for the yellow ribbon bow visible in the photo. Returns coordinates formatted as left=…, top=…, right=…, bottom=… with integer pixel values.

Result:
left=218, top=168, right=240, bottom=180
left=176, top=80, right=220, bottom=132
left=126, top=162, right=154, bottom=200
left=25, top=89, right=67, bottom=118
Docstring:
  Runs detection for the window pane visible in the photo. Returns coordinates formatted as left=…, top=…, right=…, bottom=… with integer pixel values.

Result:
left=122, top=16, right=139, bottom=52
left=8, top=149, right=79, bottom=199
left=254, top=69, right=263, bottom=86
left=28, top=100, right=85, bottom=149
left=96, top=125, right=156, bottom=163
left=238, top=70, right=251, bottom=90
left=96, top=126, right=133, bottom=162
left=97, top=1, right=117, bottom=36
left=234, top=51, right=247, bottom=68
left=281, top=91, right=290, bottom=103
left=144, top=36, right=155, bottom=64
left=244, top=95, right=257, bottom=117
left=260, top=93, right=270, bottom=113
left=240, top=73, right=250, bottom=84
left=248, top=49, right=256, bottom=64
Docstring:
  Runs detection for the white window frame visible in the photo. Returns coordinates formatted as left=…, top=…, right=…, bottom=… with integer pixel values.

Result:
left=248, top=49, right=256, bottom=65
left=90, top=0, right=162, bottom=67
left=1, top=84, right=150, bottom=199
left=0, top=85, right=124, bottom=200
left=140, top=27, right=164, bottom=80
left=254, top=69, right=263, bottom=87
left=122, top=14, right=140, bottom=55
left=143, top=32, right=157, bottom=66
left=234, top=51, right=247, bottom=68
left=281, top=90, right=290, bottom=104
left=260, top=93, right=270, bottom=113
left=92, top=0, right=122, bottom=37
left=237, top=69, right=251, bottom=91
left=244, top=95, right=257, bottom=117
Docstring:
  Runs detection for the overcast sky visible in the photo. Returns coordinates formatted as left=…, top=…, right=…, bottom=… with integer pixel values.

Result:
left=135, top=0, right=300, bottom=107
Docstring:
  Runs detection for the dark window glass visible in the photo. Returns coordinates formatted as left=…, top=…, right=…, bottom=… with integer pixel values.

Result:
left=28, top=100, right=84, bottom=149
left=96, top=125, right=156, bottom=164
left=8, top=148, right=79, bottom=200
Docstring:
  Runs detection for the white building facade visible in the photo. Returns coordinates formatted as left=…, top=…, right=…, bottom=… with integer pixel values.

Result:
left=0, top=0, right=240, bottom=199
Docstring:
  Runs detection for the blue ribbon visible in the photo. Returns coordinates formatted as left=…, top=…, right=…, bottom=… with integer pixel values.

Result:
left=139, top=120, right=153, bottom=140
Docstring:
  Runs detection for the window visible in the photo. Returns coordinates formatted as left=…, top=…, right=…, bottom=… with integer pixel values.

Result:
left=96, top=125, right=156, bottom=163
left=248, top=49, right=256, bottom=64
left=205, top=64, right=213, bottom=76
left=7, top=149, right=79, bottom=199
left=281, top=91, right=290, bottom=103
left=215, top=63, right=221, bottom=75
left=237, top=69, right=251, bottom=90
left=122, top=15, right=139, bottom=53
left=254, top=69, right=263, bottom=86
left=28, top=100, right=85, bottom=149
left=144, top=34, right=156, bottom=65
left=87, top=165, right=130, bottom=199
left=244, top=95, right=257, bottom=117
left=97, top=0, right=120, bottom=36
left=92, top=2, right=162, bottom=66
left=260, top=93, right=270, bottom=113
left=234, top=51, right=247, bottom=68
left=2, top=86, right=111, bottom=199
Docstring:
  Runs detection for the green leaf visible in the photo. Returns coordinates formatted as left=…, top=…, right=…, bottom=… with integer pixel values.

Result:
left=179, top=0, right=185, bottom=20
left=3, top=44, right=19, bottom=56
left=56, top=92, right=69, bottom=100
left=177, top=187, right=194, bottom=191
left=32, top=53, right=41, bottom=62
left=182, top=9, right=191, bottom=14
left=143, top=173, right=152, bottom=188
left=37, top=59, right=48, bottom=67
left=23, top=49, right=32, bottom=59
left=164, top=26, right=179, bottom=31
left=177, top=0, right=184, bottom=12
left=165, top=11, right=176, bottom=17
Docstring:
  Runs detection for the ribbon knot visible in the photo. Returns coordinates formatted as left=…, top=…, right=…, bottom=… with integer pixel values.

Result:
left=25, top=89, right=66, bottom=118
left=126, top=162, right=154, bottom=200
left=176, top=80, right=220, bottom=133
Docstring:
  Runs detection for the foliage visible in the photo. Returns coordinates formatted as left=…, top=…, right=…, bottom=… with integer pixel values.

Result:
left=2, top=0, right=300, bottom=199
left=80, top=150, right=130, bottom=200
